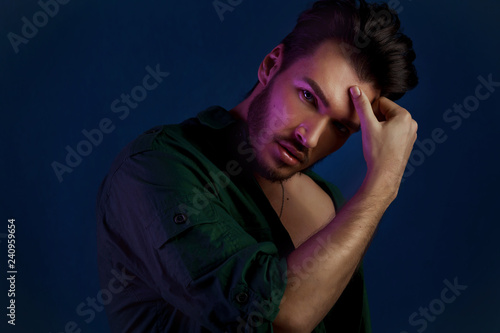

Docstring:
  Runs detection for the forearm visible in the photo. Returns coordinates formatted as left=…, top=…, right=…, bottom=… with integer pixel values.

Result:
left=273, top=86, right=417, bottom=332
left=273, top=174, right=396, bottom=332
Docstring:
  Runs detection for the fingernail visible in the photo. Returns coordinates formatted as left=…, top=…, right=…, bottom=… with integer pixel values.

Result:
left=350, top=86, right=361, bottom=98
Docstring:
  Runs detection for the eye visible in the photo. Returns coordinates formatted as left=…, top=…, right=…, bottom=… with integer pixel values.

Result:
left=333, top=121, right=350, bottom=135
left=301, top=90, right=316, bottom=104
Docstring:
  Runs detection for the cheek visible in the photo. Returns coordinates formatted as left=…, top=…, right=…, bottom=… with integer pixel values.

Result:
left=267, top=105, right=304, bottom=134
left=265, top=94, right=295, bottom=128
left=278, top=84, right=311, bottom=117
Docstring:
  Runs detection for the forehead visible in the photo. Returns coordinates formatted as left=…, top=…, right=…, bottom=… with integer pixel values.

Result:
left=282, top=40, right=379, bottom=108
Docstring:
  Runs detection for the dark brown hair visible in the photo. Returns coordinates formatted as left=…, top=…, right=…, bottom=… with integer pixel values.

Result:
left=254, top=0, right=418, bottom=101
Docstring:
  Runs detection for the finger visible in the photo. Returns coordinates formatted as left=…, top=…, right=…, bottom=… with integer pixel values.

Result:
left=349, top=86, right=378, bottom=130
left=377, top=97, right=408, bottom=121
left=370, top=99, right=386, bottom=122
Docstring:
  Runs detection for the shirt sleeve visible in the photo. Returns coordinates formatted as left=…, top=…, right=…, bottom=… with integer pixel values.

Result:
left=98, top=141, right=288, bottom=332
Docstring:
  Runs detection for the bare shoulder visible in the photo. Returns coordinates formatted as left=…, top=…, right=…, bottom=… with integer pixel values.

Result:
left=286, top=173, right=336, bottom=213
left=281, top=173, right=336, bottom=247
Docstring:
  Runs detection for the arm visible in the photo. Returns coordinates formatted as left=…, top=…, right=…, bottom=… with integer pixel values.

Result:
left=99, top=144, right=290, bottom=332
left=273, top=86, right=418, bottom=332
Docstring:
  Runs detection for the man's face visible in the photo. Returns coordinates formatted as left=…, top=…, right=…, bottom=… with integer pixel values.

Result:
left=247, top=40, right=380, bottom=182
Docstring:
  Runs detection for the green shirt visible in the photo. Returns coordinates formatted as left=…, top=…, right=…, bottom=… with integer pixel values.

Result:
left=96, top=106, right=372, bottom=332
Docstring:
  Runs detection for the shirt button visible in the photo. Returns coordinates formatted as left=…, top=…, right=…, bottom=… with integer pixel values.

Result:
left=173, top=213, right=188, bottom=224
left=235, top=292, right=249, bottom=304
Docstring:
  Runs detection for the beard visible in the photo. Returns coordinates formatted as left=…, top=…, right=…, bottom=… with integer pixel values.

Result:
left=246, top=80, right=310, bottom=182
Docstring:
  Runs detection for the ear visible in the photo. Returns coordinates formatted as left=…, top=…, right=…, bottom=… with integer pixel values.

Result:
left=257, top=44, right=285, bottom=87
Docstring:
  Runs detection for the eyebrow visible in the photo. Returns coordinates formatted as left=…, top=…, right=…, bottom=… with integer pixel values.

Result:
left=302, top=76, right=361, bottom=133
left=303, top=76, right=330, bottom=108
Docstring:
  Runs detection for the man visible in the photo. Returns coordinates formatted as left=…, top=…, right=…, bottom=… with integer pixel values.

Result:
left=96, top=0, right=418, bottom=332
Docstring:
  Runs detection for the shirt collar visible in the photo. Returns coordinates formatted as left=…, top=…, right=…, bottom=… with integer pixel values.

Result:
left=196, top=106, right=236, bottom=129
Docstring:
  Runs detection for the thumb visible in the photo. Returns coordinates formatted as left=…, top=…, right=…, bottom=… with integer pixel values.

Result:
left=349, top=86, right=378, bottom=131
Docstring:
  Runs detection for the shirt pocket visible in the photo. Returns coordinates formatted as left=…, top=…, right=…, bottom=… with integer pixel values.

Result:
left=146, top=193, right=219, bottom=249
left=146, top=193, right=246, bottom=281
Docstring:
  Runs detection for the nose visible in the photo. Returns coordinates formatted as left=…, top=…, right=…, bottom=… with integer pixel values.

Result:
left=294, top=115, right=329, bottom=148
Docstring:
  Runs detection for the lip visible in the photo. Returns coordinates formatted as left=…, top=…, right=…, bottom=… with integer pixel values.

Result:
left=277, top=140, right=305, bottom=165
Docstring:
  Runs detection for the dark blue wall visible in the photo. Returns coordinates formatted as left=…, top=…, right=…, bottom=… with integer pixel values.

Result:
left=1, top=1, right=499, bottom=332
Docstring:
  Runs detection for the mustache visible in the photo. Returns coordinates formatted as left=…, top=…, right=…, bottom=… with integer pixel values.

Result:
left=276, top=135, right=310, bottom=164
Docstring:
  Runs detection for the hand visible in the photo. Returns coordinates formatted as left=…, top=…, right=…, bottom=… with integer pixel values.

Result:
left=349, top=86, right=418, bottom=196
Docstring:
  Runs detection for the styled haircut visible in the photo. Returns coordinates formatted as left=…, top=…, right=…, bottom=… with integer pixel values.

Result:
left=251, top=0, right=418, bottom=101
